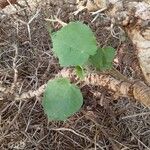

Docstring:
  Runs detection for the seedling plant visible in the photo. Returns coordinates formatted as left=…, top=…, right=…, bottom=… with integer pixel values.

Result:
left=42, top=22, right=115, bottom=121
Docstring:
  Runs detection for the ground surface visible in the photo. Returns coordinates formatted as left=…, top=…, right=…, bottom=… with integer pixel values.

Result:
left=0, top=0, right=150, bottom=150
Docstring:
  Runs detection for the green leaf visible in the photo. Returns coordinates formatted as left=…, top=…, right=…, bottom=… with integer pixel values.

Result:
left=42, top=78, right=83, bottom=121
left=89, top=46, right=115, bottom=70
left=75, top=66, right=85, bottom=79
left=51, top=22, right=97, bottom=66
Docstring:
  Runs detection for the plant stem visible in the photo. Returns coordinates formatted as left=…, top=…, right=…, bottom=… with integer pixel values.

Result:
left=107, top=67, right=129, bottom=82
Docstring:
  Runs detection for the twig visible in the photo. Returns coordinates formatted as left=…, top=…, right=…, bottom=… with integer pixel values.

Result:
left=6, top=0, right=16, bottom=9
left=0, top=101, right=27, bottom=143
left=0, top=85, right=8, bottom=94
left=45, top=16, right=67, bottom=27
left=50, top=127, right=104, bottom=150
left=84, top=112, right=120, bottom=150
left=58, top=131, right=84, bottom=148
left=91, top=7, right=107, bottom=15
left=127, top=126, right=150, bottom=150
left=23, top=0, right=31, bottom=10
left=122, top=112, right=150, bottom=120
left=16, top=9, right=40, bottom=41
left=10, top=44, right=18, bottom=92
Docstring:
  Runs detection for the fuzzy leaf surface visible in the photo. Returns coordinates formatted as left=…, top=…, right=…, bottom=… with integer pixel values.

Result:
left=42, top=78, right=83, bottom=121
left=89, top=47, right=115, bottom=70
left=52, top=22, right=97, bottom=66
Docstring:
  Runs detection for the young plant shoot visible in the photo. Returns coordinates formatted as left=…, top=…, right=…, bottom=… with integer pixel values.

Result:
left=42, top=21, right=115, bottom=121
